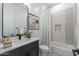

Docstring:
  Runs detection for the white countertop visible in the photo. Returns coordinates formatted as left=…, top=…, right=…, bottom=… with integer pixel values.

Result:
left=0, top=37, right=40, bottom=54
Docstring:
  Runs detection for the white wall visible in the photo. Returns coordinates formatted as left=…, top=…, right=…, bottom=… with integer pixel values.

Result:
left=77, top=3, right=79, bottom=49
left=0, top=3, right=2, bottom=39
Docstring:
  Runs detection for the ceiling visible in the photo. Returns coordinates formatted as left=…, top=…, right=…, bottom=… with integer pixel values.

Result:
left=28, top=3, right=59, bottom=15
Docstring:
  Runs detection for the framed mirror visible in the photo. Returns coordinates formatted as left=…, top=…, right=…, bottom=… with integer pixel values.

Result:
left=28, top=13, right=39, bottom=30
left=2, top=3, right=28, bottom=37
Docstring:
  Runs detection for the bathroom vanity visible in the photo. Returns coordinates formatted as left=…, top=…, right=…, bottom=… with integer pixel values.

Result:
left=0, top=38, right=39, bottom=56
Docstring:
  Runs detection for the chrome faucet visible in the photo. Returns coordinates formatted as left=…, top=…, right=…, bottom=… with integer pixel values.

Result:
left=16, top=27, right=20, bottom=34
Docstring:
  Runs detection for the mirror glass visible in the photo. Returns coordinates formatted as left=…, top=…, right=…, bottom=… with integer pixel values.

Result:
left=2, top=3, right=28, bottom=37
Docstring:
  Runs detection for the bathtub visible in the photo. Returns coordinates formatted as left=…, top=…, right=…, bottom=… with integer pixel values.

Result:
left=51, top=41, right=74, bottom=56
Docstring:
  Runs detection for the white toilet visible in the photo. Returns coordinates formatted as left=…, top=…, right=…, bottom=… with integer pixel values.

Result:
left=39, top=45, right=49, bottom=56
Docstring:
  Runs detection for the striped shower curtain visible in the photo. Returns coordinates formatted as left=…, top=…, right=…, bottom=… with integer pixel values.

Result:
left=39, top=9, right=52, bottom=54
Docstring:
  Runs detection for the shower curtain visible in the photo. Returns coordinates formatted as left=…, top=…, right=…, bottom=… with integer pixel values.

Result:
left=39, top=8, right=52, bottom=54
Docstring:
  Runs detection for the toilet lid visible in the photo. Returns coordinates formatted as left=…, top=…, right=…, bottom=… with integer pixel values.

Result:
left=40, top=45, right=49, bottom=50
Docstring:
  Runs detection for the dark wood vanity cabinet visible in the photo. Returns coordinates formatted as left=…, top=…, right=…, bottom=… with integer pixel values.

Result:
left=0, top=40, right=39, bottom=56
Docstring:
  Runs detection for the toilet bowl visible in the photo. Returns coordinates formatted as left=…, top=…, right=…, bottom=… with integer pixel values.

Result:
left=39, top=45, right=49, bottom=56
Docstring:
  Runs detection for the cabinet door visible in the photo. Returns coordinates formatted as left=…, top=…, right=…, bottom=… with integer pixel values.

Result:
left=30, top=46, right=39, bottom=56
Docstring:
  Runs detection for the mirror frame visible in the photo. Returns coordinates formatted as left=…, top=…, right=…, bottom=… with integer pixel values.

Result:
left=28, top=13, right=39, bottom=30
left=2, top=3, right=4, bottom=37
left=2, top=3, right=29, bottom=37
